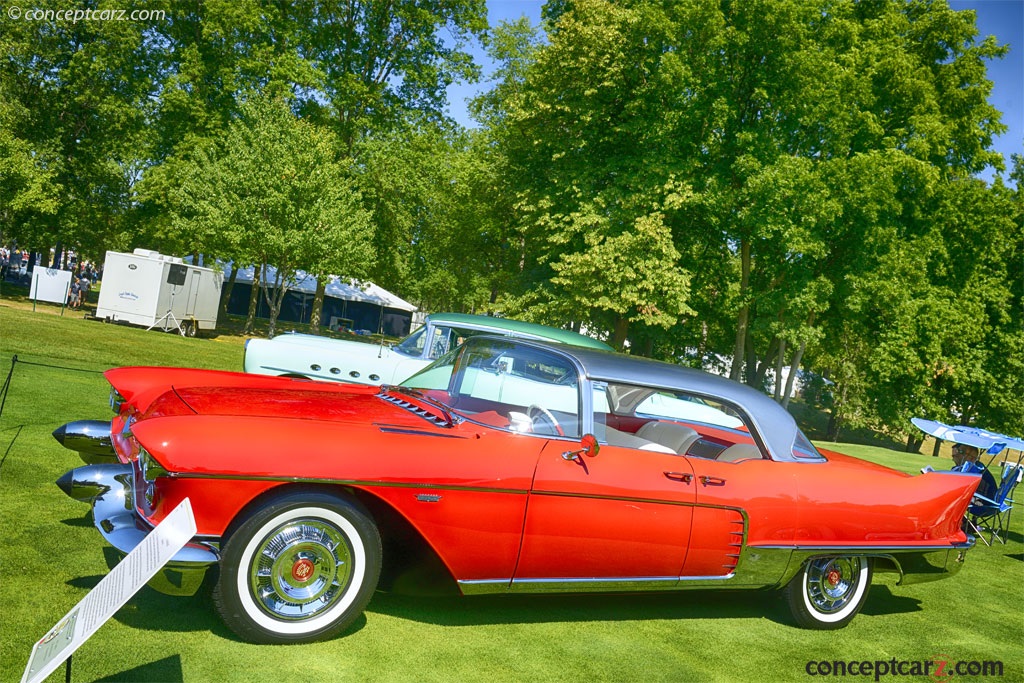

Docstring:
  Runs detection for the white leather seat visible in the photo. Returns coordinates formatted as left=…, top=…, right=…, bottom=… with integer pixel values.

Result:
left=602, top=425, right=676, bottom=454
left=636, top=421, right=701, bottom=455
left=716, top=443, right=763, bottom=463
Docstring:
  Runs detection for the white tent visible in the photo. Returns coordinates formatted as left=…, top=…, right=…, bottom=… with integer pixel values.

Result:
left=229, top=264, right=416, bottom=312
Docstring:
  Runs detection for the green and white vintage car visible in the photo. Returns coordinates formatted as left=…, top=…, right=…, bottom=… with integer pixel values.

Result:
left=242, top=313, right=613, bottom=386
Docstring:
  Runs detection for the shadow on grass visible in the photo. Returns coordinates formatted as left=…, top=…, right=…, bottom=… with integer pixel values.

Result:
left=368, top=589, right=794, bottom=628
left=67, top=570, right=371, bottom=643
left=61, top=514, right=93, bottom=528
left=62, top=569, right=931, bottom=640
left=94, top=655, right=183, bottom=682
left=858, top=585, right=923, bottom=617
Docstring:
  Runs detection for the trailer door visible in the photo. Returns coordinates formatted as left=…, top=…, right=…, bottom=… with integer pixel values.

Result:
left=186, top=270, right=201, bottom=316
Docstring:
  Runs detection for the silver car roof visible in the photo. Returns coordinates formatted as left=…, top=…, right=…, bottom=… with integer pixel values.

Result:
left=466, top=335, right=811, bottom=463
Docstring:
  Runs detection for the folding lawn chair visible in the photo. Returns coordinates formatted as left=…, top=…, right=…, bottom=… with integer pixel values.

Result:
left=965, top=463, right=1022, bottom=545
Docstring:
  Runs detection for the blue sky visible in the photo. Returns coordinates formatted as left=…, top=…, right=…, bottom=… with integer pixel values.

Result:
left=448, top=0, right=1023, bottom=180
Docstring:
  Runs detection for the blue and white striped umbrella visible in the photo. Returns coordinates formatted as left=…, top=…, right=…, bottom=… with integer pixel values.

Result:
left=911, top=418, right=1024, bottom=454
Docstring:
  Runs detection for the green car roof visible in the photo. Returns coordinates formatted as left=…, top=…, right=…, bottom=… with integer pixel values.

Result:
left=425, top=313, right=613, bottom=351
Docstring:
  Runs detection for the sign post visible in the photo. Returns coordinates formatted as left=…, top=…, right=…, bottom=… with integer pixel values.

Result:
left=21, top=498, right=198, bottom=683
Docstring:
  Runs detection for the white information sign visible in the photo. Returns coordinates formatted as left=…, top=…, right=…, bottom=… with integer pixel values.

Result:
left=21, top=498, right=198, bottom=683
left=29, top=268, right=73, bottom=305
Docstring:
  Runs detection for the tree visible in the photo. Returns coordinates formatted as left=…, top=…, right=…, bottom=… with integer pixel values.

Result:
left=171, top=97, right=373, bottom=336
left=481, top=0, right=1012, bottom=410
left=296, top=0, right=488, bottom=151
left=0, top=0, right=158, bottom=259
left=480, top=1, right=698, bottom=346
left=0, top=91, right=58, bottom=235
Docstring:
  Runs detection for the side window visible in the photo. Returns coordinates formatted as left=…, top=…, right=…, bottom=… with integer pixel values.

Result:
left=792, top=429, right=824, bottom=460
left=599, top=383, right=762, bottom=461
left=635, top=392, right=745, bottom=430
left=429, top=326, right=477, bottom=359
left=429, top=326, right=453, bottom=359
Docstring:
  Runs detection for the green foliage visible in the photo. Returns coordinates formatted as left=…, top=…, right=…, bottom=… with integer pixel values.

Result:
left=170, top=96, right=374, bottom=336
left=355, top=126, right=512, bottom=312
left=0, top=0, right=1019, bottom=438
left=479, top=0, right=1020, bottom=435
left=0, top=0, right=158, bottom=258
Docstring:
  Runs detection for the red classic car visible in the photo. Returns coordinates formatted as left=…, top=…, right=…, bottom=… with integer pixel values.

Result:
left=54, top=336, right=978, bottom=644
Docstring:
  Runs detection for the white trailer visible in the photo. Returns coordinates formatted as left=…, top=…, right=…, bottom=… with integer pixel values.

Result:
left=95, top=249, right=223, bottom=336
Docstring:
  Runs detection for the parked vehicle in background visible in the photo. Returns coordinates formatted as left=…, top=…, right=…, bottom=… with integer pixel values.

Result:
left=95, top=249, right=222, bottom=337
left=55, top=335, right=977, bottom=644
left=242, top=312, right=613, bottom=385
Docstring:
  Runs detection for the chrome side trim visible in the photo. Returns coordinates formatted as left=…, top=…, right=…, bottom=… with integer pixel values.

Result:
left=376, top=426, right=465, bottom=439
left=748, top=542, right=974, bottom=587
left=456, top=540, right=972, bottom=596
left=169, top=472, right=529, bottom=496
left=510, top=576, right=681, bottom=593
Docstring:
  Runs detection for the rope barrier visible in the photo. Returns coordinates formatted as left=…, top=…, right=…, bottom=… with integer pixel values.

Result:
left=8, top=357, right=107, bottom=374
left=0, top=356, right=106, bottom=478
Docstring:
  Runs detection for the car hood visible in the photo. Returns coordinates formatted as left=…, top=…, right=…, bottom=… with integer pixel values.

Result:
left=171, top=384, right=411, bottom=424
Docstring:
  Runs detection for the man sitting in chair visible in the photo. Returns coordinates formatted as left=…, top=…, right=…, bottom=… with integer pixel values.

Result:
left=951, top=444, right=998, bottom=500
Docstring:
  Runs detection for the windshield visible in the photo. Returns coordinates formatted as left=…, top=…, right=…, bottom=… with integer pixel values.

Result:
left=393, top=326, right=426, bottom=358
left=402, top=338, right=582, bottom=438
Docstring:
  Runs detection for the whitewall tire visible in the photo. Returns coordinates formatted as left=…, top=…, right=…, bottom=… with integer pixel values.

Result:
left=213, top=491, right=381, bottom=644
left=784, top=556, right=871, bottom=629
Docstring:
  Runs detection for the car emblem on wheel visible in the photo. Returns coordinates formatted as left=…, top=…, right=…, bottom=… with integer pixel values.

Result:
left=292, top=559, right=315, bottom=582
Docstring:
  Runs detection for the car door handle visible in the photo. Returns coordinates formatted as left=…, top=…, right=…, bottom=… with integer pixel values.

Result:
left=664, top=471, right=693, bottom=484
left=700, top=475, right=726, bottom=486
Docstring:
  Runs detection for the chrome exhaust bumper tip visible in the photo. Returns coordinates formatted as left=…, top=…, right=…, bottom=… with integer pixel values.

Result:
left=56, top=463, right=132, bottom=503
left=52, top=420, right=116, bottom=464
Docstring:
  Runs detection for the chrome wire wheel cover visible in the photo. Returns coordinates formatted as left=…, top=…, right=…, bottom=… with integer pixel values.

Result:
left=249, top=520, right=353, bottom=621
left=804, top=556, right=864, bottom=614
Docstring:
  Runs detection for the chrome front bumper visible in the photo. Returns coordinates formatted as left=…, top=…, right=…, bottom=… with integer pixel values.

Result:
left=57, top=463, right=219, bottom=596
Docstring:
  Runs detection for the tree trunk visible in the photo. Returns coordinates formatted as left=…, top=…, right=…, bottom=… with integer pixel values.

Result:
left=51, top=242, right=63, bottom=269
left=244, top=265, right=261, bottom=335
left=612, top=315, right=629, bottom=350
left=261, top=269, right=290, bottom=339
left=781, top=339, right=806, bottom=409
left=826, top=411, right=841, bottom=441
left=729, top=238, right=751, bottom=381
left=752, top=336, right=778, bottom=389
left=931, top=438, right=942, bottom=457
left=310, top=277, right=326, bottom=333
left=219, top=264, right=238, bottom=321
left=905, top=433, right=924, bottom=453
left=774, top=338, right=787, bottom=402
left=642, top=337, right=655, bottom=359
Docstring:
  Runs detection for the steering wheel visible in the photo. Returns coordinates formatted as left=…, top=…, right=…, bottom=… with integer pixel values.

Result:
left=527, top=404, right=564, bottom=437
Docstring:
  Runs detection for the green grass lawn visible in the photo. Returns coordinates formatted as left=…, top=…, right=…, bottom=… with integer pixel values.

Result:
left=1, top=300, right=1021, bottom=682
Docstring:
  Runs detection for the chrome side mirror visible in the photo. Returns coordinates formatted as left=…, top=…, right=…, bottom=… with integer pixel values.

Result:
left=562, top=433, right=601, bottom=461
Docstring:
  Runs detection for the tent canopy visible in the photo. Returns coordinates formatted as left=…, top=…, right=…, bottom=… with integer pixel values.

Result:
left=230, top=264, right=416, bottom=312
left=911, top=418, right=1024, bottom=454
